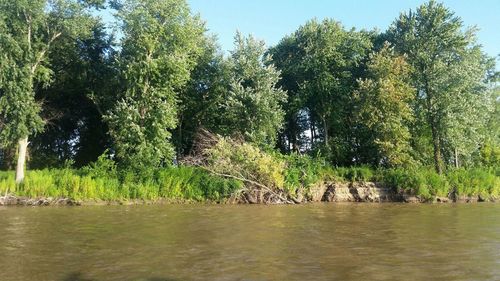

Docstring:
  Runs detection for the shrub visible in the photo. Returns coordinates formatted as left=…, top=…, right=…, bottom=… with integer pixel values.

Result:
left=282, top=153, right=325, bottom=193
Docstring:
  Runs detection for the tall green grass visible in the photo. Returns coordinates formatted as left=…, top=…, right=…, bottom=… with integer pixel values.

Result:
left=447, top=168, right=500, bottom=198
left=380, top=168, right=499, bottom=200
left=1, top=163, right=498, bottom=202
left=0, top=166, right=242, bottom=202
left=381, top=168, right=449, bottom=200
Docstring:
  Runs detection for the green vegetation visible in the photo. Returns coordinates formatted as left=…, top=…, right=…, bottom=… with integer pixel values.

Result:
left=0, top=0, right=498, bottom=204
left=0, top=166, right=242, bottom=202
left=1, top=162, right=497, bottom=202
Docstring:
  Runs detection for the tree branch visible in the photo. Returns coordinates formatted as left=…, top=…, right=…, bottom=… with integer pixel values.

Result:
left=197, top=166, right=295, bottom=204
left=31, top=32, right=62, bottom=74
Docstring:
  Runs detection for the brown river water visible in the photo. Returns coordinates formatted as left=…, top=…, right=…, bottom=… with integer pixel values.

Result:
left=0, top=203, right=499, bottom=281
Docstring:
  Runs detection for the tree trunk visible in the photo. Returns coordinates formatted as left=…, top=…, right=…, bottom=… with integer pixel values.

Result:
left=424, top=79, right=443, bottom=174
left=322, top=116, right=329, bottom=145
left=177, top=116, right=183, bottom=159
left=311, top=123, right=315, bottom=146
left=15, top=137, right=29, bottom=183
left=430, top=123, right=443, bottom=174
left=290, top=132, right=297, bottom=153
left=454, top=148, right=459, bottom=169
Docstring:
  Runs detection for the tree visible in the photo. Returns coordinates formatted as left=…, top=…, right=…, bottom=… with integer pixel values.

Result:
left=29, top=22, right=116, bottom=168
left=268, top=35, right=312, bottom=153
left=478, top=84, right=499, bottom=167
left=355, top=43, right=415, bottom=167
left=270, top=19, right=373, bottom=163
left=0, top=0, right=95, bottom=182
left=387, top=0, right=496, bottom=173
left=174, top=36, right=230, bottom=156
left=222, top=32, right=287, bottom=147
left=438, top=48, right=496, bottom=168
left=105, top=0, right=204, bottom=170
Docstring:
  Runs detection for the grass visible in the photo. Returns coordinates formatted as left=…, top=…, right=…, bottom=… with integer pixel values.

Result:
left=379, top=167, right=499, bottom=200
left=0, top=161, right=498, bottom=202
left=297, top=164, right=499, bottom=201
left=0, top=166, right=243, bottom=202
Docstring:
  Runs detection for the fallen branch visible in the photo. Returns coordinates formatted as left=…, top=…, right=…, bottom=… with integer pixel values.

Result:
left=198, top=166, right=295, bottom=204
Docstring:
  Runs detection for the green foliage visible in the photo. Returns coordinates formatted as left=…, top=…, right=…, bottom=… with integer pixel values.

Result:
left=381, top=168, right=499, bottom=200
left=447, top=168, right=500, bottom=198
left=387, top=0, right=496, bottom=172
left=480, top=142, right=500, bottom=167
left=0, top=0, right=95, bottom=147
left=174, top=36, right=230, bottom=155
left=29, top=22, right=116, bottom=168
left=269, top=19, right=374, bottom=164
left=206, top=137, right=286, bottom=190
left=381, top=169, right=446, bottom=199
left=355, top=43, right=415, bottom=167
left=81, top=151, right=117, bottom=179
left=222, top=32, right=287, bottom=147
left=156, top=167, right=243, bottom=201
left=1, top=161, right=498, bottom=202
left=106, top=0, right=205, bottom=169
left=1, top=0, right=498, bottom=189
left=479, top=90, right=500, bottom=167
left=333, top=166, right=377, bottom=182
left=0, top=166, right=242, bottom=202
left=282, top=153, right=325, bottom=192
left=0, top=171, right=16, bottom=194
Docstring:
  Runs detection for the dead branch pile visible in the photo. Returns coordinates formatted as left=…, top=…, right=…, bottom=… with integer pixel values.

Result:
left=181, top=129, right=295, bottom=204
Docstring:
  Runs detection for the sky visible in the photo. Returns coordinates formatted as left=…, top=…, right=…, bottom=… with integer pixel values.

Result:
left=187, top=0, right=500, bottom=59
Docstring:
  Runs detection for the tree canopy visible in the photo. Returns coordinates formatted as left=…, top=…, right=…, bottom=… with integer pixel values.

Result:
left=0, top=0, right=497, bottom=176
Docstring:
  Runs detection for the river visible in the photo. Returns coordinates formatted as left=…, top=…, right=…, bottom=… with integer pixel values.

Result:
left=0, top=203, right=499, bottom=281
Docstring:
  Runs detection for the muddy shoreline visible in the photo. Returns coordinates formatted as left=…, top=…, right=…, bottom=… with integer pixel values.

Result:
left=1, top=181, right=497, bottom=206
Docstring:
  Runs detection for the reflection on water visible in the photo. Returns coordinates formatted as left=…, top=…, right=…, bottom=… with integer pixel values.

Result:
left=0, top=204, right=499, bottom=281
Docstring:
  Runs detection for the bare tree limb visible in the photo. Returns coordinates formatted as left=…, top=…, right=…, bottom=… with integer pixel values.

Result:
left=197, top=165, right=294, bottom=204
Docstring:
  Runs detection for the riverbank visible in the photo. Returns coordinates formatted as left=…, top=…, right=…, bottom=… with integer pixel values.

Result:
left=1, top=180, right=497, bottom=206
left=1, top=165, right=498, bottom=206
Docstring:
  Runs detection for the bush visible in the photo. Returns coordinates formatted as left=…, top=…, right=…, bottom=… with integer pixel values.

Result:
left=282, top=153, right=325, bottom=193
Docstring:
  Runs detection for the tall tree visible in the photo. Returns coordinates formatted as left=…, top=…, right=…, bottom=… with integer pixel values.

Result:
left=0, top=0, right=95, bottom=182
left=222, top=32, right=287, bottom=147
left=387, top=0, right=496, bottom=173
left=106, top=0, right=204, bottom=170
left=270, top=19, right=373, bottom=163
left=438, top=48, right=496, bottom=167
left=355, top=43, right=415, bottom=167
left=175, top=36, right=230, bottom=156
left=479, top=86, right=500, bottom=167
left=268, top=35, right=311, bottom=153
left=29, top=22, right=116, bottom=168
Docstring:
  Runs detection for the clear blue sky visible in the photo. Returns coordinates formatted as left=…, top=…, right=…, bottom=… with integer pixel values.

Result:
left=188, top=0, right=500, bottom=59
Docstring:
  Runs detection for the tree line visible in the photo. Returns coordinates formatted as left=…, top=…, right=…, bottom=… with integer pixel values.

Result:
left=0, top=0, right=498, bottom=183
